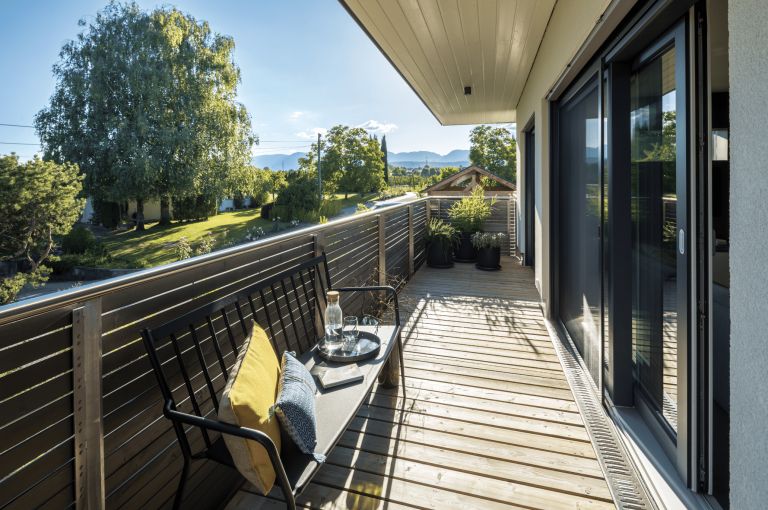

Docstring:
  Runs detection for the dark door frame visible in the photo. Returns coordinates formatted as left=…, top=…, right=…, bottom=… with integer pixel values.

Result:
left=523, top=117, right=536, bottom=267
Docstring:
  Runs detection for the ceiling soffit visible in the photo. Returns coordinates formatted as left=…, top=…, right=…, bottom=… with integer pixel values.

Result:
left=340, top=0, right=557, bottom=126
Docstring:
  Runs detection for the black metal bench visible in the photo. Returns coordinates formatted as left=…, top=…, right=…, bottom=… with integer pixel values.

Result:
left=141, top=253, right=405, bottom=510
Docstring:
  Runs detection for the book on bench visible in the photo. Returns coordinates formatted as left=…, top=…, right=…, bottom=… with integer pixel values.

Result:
left=318, top=364, right=364, bottom=389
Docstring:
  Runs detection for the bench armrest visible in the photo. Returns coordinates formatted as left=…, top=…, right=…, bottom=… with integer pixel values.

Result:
left=164, top=403, right=297, bottom=506
left=332, top=286, right=401, bottom=325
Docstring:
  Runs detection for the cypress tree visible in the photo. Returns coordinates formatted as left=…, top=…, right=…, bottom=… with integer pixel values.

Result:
left=381, top=135, right=389, bottom=184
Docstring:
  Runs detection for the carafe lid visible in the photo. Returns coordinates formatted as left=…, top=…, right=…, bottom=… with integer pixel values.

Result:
left=327, top=290, right=339, bottom=302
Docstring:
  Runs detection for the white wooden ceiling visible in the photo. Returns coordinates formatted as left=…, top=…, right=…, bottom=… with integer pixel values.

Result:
left=341, top=0, right=557, bottom=125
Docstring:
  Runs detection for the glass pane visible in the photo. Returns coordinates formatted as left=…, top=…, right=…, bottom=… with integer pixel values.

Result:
left=712, top=129, right=728, bottom=160
left=630, top=46, right=678, bottom=432
left=559, top=78, right=602, bottom=385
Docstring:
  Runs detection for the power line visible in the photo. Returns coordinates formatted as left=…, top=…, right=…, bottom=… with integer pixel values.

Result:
left=0, top=142, right=38, bottom=145
left=0, top=124, right=316, bottom=143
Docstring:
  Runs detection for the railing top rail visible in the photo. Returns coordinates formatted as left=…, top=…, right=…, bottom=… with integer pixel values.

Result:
left=0, top=198, right=429, bottom=326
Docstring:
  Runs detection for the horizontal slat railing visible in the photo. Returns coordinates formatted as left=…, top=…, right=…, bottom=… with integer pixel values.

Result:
left=0, top=198, right=428, bottom=510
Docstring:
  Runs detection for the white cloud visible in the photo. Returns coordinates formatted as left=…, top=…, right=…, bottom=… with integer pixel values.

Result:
left=357, top=120, right=398, bottom=133
left=295, top=127, right=328, bottom=139
left=290, top=111, right=304, bottom=118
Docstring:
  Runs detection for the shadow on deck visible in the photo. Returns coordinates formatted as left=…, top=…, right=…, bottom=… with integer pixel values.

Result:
left=226, top=257, right=615, bottom=510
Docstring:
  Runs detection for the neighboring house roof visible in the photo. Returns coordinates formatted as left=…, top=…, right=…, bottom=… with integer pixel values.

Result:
left=421, top=165, right=516, bottom=196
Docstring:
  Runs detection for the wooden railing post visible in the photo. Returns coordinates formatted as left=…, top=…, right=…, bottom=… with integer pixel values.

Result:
left=378, top=215, right=386, bottom=297
left=72, top=297, right=105, bottom=510
left=314, top=232, right=325, bottom=335
left=408, top=204, right=415, bottom=279
left=426, top=198, right=431, bottom=224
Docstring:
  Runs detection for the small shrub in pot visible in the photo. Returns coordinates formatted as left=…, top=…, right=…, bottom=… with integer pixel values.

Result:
left=471, top=232, right=505, bottom=270
left=447, top=187, right=497, bottom=262
left=424, top=218, right=459, bottom=268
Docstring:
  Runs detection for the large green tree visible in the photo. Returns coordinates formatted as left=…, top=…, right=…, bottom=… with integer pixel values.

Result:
left=469, top=125, right=517, bottom=182
left=1, top=155, right=86, bottom=305
left=35, top=2, right=256, bottom=229
left=299, top=125, right=386, bottom=197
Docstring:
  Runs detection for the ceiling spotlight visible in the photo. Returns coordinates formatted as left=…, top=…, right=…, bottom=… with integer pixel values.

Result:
left=464, top=86, right=472, bottom=95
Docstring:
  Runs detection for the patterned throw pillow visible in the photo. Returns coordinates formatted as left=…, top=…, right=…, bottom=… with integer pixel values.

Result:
left=269, top=352, right=325, bottom=463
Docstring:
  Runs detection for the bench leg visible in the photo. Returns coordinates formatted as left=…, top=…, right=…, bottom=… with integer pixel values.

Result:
left=397, top=330, right=406, bottom=398
left=378, top=334, right=401, bottom=390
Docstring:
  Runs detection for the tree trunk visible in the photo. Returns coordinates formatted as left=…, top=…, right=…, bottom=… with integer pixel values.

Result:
left=345, top=192, right=348, bottom=199
left=160, top=199, right=170, bottom=220
left=136, top=198, right=145, bottom=231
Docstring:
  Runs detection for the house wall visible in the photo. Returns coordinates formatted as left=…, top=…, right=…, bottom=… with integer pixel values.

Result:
left=728, top=0, right=768, bottom=505
left=515, top=0, right=615, bottom=313
left=126, top=200, right=163, bottom=221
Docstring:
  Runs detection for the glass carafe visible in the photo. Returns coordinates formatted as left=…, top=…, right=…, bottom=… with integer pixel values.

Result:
left=323, top=291, right=343, bottom=350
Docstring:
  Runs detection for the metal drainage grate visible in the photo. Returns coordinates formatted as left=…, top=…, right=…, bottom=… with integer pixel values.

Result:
left=545, top=320, right=658, bottom=510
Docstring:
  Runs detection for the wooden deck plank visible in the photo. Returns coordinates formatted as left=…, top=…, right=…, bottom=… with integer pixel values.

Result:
left=227, top=257, right=615, bottom=510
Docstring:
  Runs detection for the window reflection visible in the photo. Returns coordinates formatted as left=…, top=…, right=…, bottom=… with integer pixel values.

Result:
left=630, top=46, right=678, bottom=432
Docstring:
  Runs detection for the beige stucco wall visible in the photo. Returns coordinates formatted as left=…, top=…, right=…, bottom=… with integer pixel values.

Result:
left=728, top=0, right=768, bottom=506
left=515, top=0, right=613, bottom=314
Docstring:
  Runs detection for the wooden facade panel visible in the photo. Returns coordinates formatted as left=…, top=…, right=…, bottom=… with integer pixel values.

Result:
left=3, top=458, right=74, bottom=510
left=0, top=371, right=73, bottom=430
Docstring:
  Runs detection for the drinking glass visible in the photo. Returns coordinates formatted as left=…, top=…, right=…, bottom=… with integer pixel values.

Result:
left=342, top=316, right=359, bottom=351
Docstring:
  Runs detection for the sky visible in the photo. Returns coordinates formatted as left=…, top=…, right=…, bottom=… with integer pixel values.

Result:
left=0, top=0, right=514, bottom=161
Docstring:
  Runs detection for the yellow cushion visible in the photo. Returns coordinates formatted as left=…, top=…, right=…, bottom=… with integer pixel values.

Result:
left=219, top=323, right=282, bottom=494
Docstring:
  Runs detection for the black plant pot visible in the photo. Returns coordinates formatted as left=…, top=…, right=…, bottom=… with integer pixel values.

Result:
left=426, top=241, right=454, bottom=268
left=453, top=232, right=478, bottom=262
left=476, top=247, right=501, bottom=270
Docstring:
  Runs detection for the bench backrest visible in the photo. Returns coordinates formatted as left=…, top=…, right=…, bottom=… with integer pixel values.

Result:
left=141, top=253, right=332, bottom=450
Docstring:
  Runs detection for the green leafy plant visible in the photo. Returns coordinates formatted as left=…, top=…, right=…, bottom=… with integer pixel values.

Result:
left=424, top=218, right=460, bottom=258
left=471, top=232, right=506, bottom=249
left=175, top=236, right=192, bottom=261
left=447, top=187, right=498, bottom=232
left=355, top=203, right=373, bottom=214
left=319, top=216, right=329, bottom=224
left=62, top=226, right=96, bottom=254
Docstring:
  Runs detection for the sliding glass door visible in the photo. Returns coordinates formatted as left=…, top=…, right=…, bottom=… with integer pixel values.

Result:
left=630, top=44, right=682, bottom=433
left=558, top=76, right=603, bottom=384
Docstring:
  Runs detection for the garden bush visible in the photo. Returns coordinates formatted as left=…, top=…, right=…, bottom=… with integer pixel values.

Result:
left=271, top=176, right=320, bottom=219
left=172, top=195, right=217, bottom=221
left=61, top=226, right=95, bottom=254
left=260, top=202, right=274, bottom=219
left=99, top=201, right=122, bottom=229
left=48, top=245, right=149, bottom=274
left=250, top=189, right=269, bottom=208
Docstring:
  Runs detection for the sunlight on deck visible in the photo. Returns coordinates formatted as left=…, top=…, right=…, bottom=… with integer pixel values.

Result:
left=226, top=257, right=615, bottom=510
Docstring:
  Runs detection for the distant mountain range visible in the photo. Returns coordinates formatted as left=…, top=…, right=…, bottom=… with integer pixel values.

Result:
left=253, top=150, right=471, bottom=171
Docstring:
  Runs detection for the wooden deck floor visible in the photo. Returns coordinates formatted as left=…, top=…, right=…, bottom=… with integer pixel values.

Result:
left=226, top=257, right=615, bottom=510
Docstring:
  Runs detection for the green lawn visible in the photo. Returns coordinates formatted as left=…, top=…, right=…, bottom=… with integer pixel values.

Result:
left=333, top=192, right=380, bottom=209
left=101, top=210, right=275, bottom=267
left=100, top=193, right=382, bottom=268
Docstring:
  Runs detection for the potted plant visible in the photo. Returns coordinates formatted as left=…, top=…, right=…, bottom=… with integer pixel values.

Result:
left=447, top=187, right=498, bottom=262
left=471, top=232, right=505, bottom=270
left=424, top=218, right=459, bottom=268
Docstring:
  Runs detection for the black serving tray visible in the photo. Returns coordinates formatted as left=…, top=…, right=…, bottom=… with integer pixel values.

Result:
left=317, top=330, right=381, bottom=362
